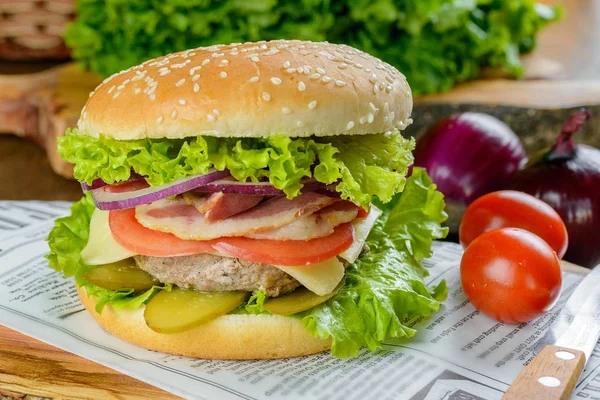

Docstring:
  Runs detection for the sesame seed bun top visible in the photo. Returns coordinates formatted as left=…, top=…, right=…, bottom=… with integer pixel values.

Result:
left=78, top=40, right=413, bottom=140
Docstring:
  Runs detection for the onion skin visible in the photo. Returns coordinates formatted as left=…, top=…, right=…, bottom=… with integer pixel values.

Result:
left=511, top=144, right=600, bottom=268
left=414, top=112, right=527, bottom=232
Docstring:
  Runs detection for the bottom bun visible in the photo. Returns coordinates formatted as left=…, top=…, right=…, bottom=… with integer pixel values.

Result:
left=78, top=286, right=331, bottom=359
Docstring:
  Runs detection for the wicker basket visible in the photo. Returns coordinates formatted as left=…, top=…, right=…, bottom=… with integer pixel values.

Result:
left=0, top=0, right=74, bottom=60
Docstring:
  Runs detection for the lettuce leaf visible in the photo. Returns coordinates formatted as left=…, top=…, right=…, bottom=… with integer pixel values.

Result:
left=58, top=130, right=414, bottom=208
left=301, top=168, right=448, bottom=358
left=65, top=0, right=559, bottom=95
left=46, top=193, right=169, bottom=312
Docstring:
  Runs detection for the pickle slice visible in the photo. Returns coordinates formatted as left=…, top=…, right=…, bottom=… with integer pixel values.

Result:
left=83, top=259, right=159, bottom=291
left=263, top=280, right=345, bottom=316
left=144, top=288, right=249, bottom=334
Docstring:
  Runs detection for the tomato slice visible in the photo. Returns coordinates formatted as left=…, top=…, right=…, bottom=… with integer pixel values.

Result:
left=109, top=208, right=216, bottom=257
left=212, top=223, right=354, bottom=266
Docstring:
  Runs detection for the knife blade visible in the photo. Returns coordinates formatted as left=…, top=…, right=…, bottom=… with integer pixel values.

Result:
left=503, top=264, right=600, bottom=399
left=535, top=265, right=600, bottom=357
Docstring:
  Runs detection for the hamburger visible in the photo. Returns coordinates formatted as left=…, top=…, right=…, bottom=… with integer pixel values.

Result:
left=47, top=40, right=448, bottom=360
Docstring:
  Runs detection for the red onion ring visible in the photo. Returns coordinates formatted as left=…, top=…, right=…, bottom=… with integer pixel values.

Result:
left=91, top=169, right=230, bottom=210
left=194, top=178, right=329, bottom=196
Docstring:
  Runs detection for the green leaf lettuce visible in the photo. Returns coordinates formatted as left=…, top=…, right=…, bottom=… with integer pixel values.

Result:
left=58, top=130, right=414, bottom=208
left=301, top=167, right=448, bottom=357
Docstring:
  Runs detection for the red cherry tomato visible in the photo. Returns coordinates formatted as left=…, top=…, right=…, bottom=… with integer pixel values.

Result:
left=460, top=228, right=562, bottom=324
left=460, top=190, right=568, bottom=258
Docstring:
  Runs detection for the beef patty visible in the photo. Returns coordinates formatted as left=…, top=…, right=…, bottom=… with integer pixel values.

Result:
left=134, top=253, right=301, bottom=297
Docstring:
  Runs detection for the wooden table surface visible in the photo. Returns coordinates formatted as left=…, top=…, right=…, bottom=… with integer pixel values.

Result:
left=0, top=1, right=599, bottom=399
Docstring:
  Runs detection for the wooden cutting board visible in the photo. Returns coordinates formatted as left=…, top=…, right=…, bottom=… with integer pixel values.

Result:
left=0, top=262, right=589, bottom=399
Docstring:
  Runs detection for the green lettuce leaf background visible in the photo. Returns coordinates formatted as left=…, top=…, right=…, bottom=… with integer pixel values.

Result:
left=59, top=130, right=414, bottom=208
left=46, top=193, right=170, bottom=312
left=65, top=0, right=559, bottom=95
left=45, top=168, right=448, bottom=357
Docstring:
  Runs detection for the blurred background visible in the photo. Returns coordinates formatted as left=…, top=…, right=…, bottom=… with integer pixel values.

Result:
left=0, top=0, right=598, bottom=265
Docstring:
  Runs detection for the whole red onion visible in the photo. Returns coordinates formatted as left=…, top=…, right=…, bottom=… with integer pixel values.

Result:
left=414, top=112, right=527, bottom=232
left=511, top=109, right=600, bottom=268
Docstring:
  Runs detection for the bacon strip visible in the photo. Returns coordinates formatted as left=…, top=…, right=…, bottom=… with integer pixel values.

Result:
left=246, top=201, right=358, bottom=240
left=183, top=192, right=263, bottom=222
left=136, top=192, right=338, bottom=241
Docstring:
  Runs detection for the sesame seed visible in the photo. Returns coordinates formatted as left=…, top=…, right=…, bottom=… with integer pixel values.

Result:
left=160, top=69, right=171, bottom=76
left=389, top=111, right=395, bottom=121
left=251, top=56, right=259, bottom=62
left=373, top=85, right=379, bottom=95
left=178, top=99, right=187, bottom=105
left=297, top=120, right=305, bottom=128
left=384, top=102, right=390, bottom=113
left=117, top=84, right=125, bottom=90
left=213, top=109, right=220, bottom=116
left=384, top=116, right=389, bottom=123
left=189, top=67, right=200, bottom=75
left=299, top=50, right=310, bottom=55
left=282, top=107, right=291, bottom=114
left=297, top=67, right=304, bottom=74
left=369, top=102, right=377, bottom=112
left=149, top=94, right=156, bottom=100
left=369, top=75, right=377, bottom=84
left=207, top=114, right=216, bottom=122
left=367, top=113, right=374, bottom=123
left=192, top=74, right=200, bottom=81
left=262, top=92, right=271, bottom=101
left=286, top=68, right=297, bottom=74
left=202, top=59, right=210, bottom=66
left=89, top=91, right=95, bottom=97
left=156, top=116, right=164, bottom=124
left=386, top=75, right=394, bottom=83
left=386, top=85, right=392, bottom=93
left=346, top=121, right=355, bottom=130
left=193, top=83, right=200, bottom=92
left=171, top=110, right=178, bottom=119
left=298, top=82, right=306, bottom=92
left=113, top=92, right=120, bottom=98
left=338, top=63, right=348, bottom=69
left=317, top=67, right=326, bottom=74
left=283, top=61, right=291, bottom=68
left=310, top=73, right=321, bottom=80
left=335, top=80, right=346, bottom=87
left=221, top=59, right=229, bottom=65
left=308, top=100, right=317, bottom=109
left=378, top=82, right=385, bottom=90
left=359, top=116, right=367, bottom=124
left=271, top=77, right=282, bottom=85
left=220, top=71, right=228, bottom=79
left=354, top=63, right=363, bottom=69
left=108, top=85, right=115, bottom=94
left=176, top=79, right=185, bottom=87
left=321, top=76, right=332, bottom=83
left=249, top=76, right=259, bottom=83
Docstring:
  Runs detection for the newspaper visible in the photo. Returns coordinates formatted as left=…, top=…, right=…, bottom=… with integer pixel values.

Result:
left=0, top=200, right=599, bottom=400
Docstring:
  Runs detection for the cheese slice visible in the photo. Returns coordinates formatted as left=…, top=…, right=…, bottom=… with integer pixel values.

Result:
left=339, top=204, right=382, bottom=264
left=81, top=209, right=138, bottom=265
left=274, top=257, right=344, bottom=296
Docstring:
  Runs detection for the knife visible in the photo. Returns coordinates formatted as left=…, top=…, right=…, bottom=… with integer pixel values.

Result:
left=503, top=264, right=600, bottom=399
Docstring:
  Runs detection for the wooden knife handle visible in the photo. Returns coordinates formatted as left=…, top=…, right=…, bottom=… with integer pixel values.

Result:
left=503, top=345, right=586, bottom=400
